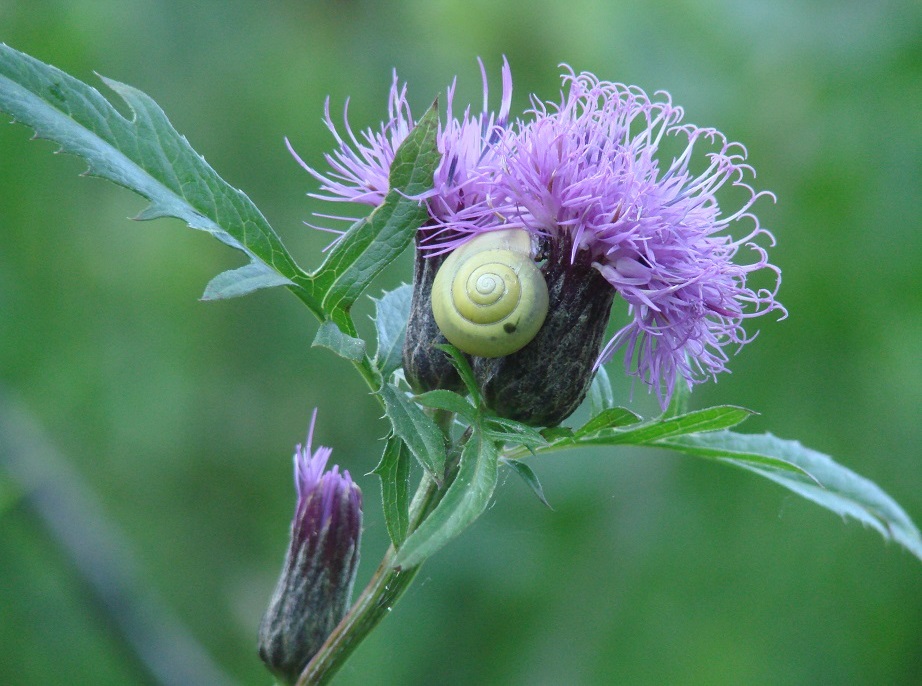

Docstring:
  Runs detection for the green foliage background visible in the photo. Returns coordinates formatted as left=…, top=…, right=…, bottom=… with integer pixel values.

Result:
left=1, top=0, right=920, bottom=683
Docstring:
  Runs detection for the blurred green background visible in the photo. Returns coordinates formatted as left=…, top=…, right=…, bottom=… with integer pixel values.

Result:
left=1, top=0, right=920, bottom=684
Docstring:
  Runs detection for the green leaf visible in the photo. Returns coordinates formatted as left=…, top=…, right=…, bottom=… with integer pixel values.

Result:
left=0, top=43, right=308, bottom=298
left=372, top=436, right=411, bottom=548
left=541, top=426, right=575, bottom=442
left=575, top=407, right=642, bottom=437
left=501, top=458, right=552, bottom=509
left=662, top=431, right=922, bottom=563
left=576, top=406, right=755, bottom=446
left=371, top=284, right=413, bottom=378
left=393, top=428, right=499, bottom=569
left=413, top=390, right=476, bottom=420
left=201, top=262, right=293, bottom=301
left=484, top=415, right=548, bottom=452
left=380, top=383, right=446, bottom=481
left=311, top=320, right=367, bottom=362
left=587, top=366, right=615, bottom=415
left=309, top=104, right=440, bottom=317
left=433, top=344, right=480, bottom=405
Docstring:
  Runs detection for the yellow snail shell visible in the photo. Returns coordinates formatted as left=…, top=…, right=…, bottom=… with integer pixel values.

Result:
left=431, top=229, right=549, bottom=358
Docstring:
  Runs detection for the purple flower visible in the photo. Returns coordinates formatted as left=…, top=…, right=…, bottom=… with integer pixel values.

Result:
left=425, top=67, right=786, bottom=408
left=258, top=410, right=362, bottom=684
left=300, top=61, right=785, bottom=415
left=288, top=58, right=513, bottom=242
left=538, top=71, right=785, bottom=405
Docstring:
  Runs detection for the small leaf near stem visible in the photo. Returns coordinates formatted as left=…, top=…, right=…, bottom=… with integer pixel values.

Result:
left=312, top=321, right=367, bottom=362
left=434, top=343, right=481, bottom=405
left=372, top=436, right=412, bottom=548
left=587, top=365, right=616, bottom=415
left=372, top=284, right=413, bottom=378
left=202, top=262, right=294, bottom=301
left=414, top=390, right=477, bottom=421
left=501, top=458, right=552, bottom=509
left=393, top=426, right=499, bottom=570
left=380, top=383, right=447, bottom=481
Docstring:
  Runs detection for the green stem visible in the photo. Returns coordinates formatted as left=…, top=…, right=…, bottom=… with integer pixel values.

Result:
left=295, top=474, right=440, bottom=686
left=296, top=420, right=467, bottom=685
left=285, top=285, right=459, bottom=684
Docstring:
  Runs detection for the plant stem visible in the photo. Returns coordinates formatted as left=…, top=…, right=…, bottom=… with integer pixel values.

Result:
left=295, top=474, right=440, bottom=685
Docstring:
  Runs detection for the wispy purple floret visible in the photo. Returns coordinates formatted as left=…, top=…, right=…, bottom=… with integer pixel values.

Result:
left=287, top=76, right=412, bottom=210
left=430, top=67, right=787, bottom=406
left=258, top=409, right=362, bottom=684
left=290, top=409, right=362, bottom=558
left=287, top=58, right=514, bottom=241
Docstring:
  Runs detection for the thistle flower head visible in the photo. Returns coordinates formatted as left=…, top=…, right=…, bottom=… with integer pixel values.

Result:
left=301, top=61, right=786, bottom=412
left=259, top=410, right=362, bottom=684
left=423, top=67, right=786, bottom=407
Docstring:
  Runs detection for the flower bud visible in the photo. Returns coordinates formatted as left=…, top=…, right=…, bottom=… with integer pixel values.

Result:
left=473, top=234, right=614, bottom=426
left=258, top=410, right=362, bottom=684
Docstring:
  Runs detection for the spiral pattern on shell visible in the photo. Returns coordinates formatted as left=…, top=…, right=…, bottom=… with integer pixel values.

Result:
left=431, top=229, right=549, bottom=358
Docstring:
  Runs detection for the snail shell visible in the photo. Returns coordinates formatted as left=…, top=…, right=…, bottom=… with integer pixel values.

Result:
left=431, top=229, right=549, bottom=358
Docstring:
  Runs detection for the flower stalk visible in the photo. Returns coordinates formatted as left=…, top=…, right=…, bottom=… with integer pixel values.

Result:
left=296, top=473, right=440, bottom=685
left=297, top=412, right=463, bottom=685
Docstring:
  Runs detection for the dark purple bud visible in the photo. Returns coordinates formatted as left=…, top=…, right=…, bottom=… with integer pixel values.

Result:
left=258, top=410, right=362, bottom=684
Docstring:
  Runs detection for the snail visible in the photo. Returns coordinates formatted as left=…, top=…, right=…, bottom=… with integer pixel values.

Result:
left=431, top=229, right=549, bottom=358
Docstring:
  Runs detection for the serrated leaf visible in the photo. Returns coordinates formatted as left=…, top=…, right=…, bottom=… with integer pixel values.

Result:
left=662, top=431, right=922, bottom=563
left=587, top=366, right=615, bottom=415
left=372, top=284, right=413, bottom=377
left=483, top=429, right=544, bottom=453
left=393, top=428, right=499, bottom=569
left=501, top=458, right=552, bottom=509
left=0, top=43, right=308, bottom=298
left=380, top=383, right=446, bottom=481
left=310, top=105, right=440, bottom=316
left=201, top=261, right=293, bottom=300
left=433, top=344, right=480, bottom=404
left=311, top=320, right=367, bottom=362
left=484, top=415, right=548, bottom=451
left=413, top=390, right=476, bottom=420
left=576, top=406, right=755, bottom=446
left=372, top=436, right=411, bottom=547
left=576, top=407, right=642, bottom=437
